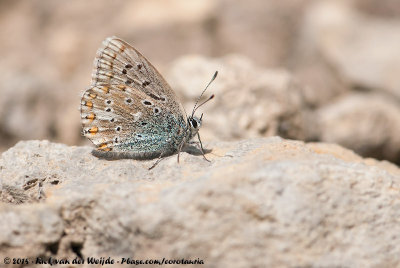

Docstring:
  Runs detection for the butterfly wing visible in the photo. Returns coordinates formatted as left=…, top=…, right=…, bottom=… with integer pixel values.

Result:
left=81, top=37, right=187, bottom=159
left=92, top=36, right=185, bottom=116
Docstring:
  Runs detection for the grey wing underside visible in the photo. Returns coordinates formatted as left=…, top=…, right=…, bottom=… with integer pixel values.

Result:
left=81, top=36, right=188, bottom=159
left=81, top=84, right=186, bottom=159
left=91, top=141, right=177, bottom=160
left=91, top=109, right=183, bottom=160
left=92, top=36, right=186, bottom=116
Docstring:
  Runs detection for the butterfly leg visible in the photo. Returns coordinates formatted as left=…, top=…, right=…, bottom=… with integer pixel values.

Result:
left=148, top=153, right=165, bottom=170
left=197, top=132, right=210, bottom=162
left=177, top=140, right=186, bottom=163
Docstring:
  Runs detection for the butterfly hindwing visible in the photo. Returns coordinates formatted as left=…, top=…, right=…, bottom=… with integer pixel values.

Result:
left=81, top=83, right=187, bottom=158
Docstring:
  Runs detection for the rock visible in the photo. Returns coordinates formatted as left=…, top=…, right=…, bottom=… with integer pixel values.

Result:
left=1, top=139, right=400, bottom=266
left=315, top=92, right=400, bottom=164
left=0, top=69, right=61, bottom=152
left=299, top=1, right=400, bottom=98
left=167, top=55, right=312, bottom=142
left=354, top=0, right=400, bottom=18
left=0, top=205, right=63, bottom=259
left=214, top=0, right=307, bottom=67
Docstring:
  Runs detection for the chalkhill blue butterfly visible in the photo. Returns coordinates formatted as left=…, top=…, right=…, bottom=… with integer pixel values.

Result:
left=81, top=36, right=216, bottom=169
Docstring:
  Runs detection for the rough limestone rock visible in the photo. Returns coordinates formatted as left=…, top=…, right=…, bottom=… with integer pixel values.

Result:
left=1, top=138, right=400, bottom=267
left=315, top=92, right=400, bottom=163
left=301, top=1, right=400, bottom=98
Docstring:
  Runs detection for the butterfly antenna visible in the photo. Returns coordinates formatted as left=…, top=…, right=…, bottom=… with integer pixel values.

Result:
left=191, top=71, right=218, bottom=117
left=192, top=95, right=214, bottom=117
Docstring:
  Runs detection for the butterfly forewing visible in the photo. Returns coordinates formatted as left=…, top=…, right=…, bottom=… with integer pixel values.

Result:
left=91, top=36, right=185, bottom=114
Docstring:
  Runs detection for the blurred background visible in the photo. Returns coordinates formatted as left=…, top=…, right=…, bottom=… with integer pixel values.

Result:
left=1, top=0, right=400, bottom=164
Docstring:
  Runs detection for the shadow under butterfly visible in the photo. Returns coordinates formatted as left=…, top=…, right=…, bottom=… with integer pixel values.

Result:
left=80, top=36, right=217, bottom=169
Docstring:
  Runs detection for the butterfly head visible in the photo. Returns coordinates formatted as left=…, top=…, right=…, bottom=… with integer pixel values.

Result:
left=187, top=113, right=203, bottom=139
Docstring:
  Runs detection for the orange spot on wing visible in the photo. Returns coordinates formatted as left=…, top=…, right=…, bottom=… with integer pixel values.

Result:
left=89, top=93, right=97, bottom=99
left=85, top=101, right=93, bottom=108
left=88, top=126, right=98, bottom=134
left=102, top=86, right=110, bottom=94
left=86, top=113, right=96, bottom=122
left=98, top=143, right=111, bottom=151
left=117, top=84, right=126, bottom=91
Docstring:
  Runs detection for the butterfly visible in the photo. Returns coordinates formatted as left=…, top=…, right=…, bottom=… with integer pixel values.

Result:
left=80, top=36, right=216, bottom=169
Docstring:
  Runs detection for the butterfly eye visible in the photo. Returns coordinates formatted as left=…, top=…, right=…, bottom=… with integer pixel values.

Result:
left=191, top=119, right=198, bottom=128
